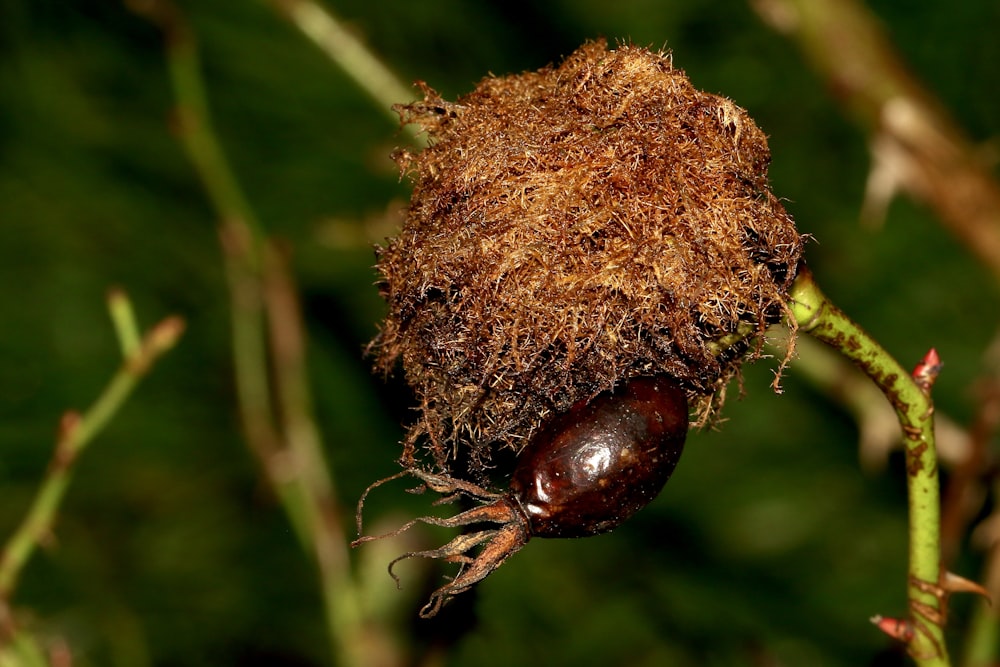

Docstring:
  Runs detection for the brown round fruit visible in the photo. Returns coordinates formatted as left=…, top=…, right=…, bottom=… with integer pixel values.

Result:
left=511, top=376, right=688, bottom=537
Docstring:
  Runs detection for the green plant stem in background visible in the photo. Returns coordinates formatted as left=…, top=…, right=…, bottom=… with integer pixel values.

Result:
left=108, top=287, right=142, bottom=358
left=261, top=245, right=383, bottom=666
left=269, top=0, right=417, bottom=123
left=269, top=0, right=424, bottom=144
left=134, top=4, right=378, bottom=665
left=789, top=265, right=948, bottom=666
left=962, top=598, right=999, bottom=667
left=0, top=292, right=184, bottom=615
left=157, top=6, right=275, bottom=474
left=0, top=629, right=50, bottom=667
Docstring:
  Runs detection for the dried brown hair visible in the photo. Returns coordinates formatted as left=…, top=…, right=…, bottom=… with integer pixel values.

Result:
left=372, top=40, right=803, bottom=472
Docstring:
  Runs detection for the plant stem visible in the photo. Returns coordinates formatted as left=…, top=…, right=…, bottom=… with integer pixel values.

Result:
left=0, top=629, right=49, bottom=667
left=962, top=591, right=999, bottom=667
left=262, top=244, right=388, bottom=665
left=159, top=6, right=280, bottom=472
left=135, top=4, right=380, bottom=665
left=107, top=287, right=142, bottom=358
left=788, top=265, right=948, bottom=665
left=0, top=305, right=184, bottom=606
left=268, top=0, right=424, bottom=146
left=269, top=0, right=418, bottom=124
left=957, top=379, right=1000, bottom=667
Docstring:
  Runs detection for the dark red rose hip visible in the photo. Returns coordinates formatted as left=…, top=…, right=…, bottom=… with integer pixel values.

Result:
left=354, top=376, right=689, bottom=617
left=511, top=376, right=687, bottom=538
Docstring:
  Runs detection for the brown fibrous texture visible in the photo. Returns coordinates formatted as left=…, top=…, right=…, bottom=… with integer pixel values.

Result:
left=373, top=41, right=803, bottom=471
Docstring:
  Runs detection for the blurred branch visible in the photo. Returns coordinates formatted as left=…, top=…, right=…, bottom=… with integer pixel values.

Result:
left=151, top=3, right=278, bottom=473
left=751, top=0, right=1000, bottom=282
left=962, top=530, right=1000, bottom=667
left=268, top=0, right=424, bottom=140
left=130, top=2, right=397, bottom=665
left=262, top=244, right=398, bottom=664
left=941, top=365, right=1000, bottom=566
left=0, top=291, right=184, bottom=633
left=0, top=630, right=50, bottom=667
left=958, top=339, right=1000, bottom=667
left=790, top=265, right=949, bottom=665
left=107, top=287, right=142, bottom=358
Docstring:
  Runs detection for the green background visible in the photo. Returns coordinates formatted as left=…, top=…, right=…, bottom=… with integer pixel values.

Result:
left=2, top=1, right=999, bottom=665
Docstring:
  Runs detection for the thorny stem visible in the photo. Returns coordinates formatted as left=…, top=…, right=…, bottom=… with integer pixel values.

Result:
left=0, top=293, right=184, bottom=622
left=789, top=265, right=948, bottom=666
left=132, top=4, right=376, bottom=666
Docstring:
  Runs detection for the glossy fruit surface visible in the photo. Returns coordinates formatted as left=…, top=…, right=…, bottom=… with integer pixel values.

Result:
left=509, top=376, right=689, bottom=538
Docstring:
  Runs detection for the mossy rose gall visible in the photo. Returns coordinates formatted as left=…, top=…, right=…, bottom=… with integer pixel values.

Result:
left=359, top=41, right=804, bottom=615
left=373, top=40, right=802, bottom=470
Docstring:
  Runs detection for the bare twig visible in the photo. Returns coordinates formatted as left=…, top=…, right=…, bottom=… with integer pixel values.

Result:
left=130, top=3, right=391, bottom=665
left=958, top=340, right=1000, bottom=667
left=0, top=292, right=184, bottom=630
left=751, top=0, right=1000, bottom=283
left=262, top=243, right=393, bottom=662
left=268, top=0, right=423, bottom=141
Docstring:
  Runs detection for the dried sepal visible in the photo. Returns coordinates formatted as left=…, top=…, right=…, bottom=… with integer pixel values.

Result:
left=354, top=469, right=528, bottom=617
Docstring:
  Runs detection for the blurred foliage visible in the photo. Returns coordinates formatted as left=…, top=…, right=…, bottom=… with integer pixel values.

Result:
left=1, top=1, right=999, bottom=666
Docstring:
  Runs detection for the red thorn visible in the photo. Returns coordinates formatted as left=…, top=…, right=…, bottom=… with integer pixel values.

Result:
left=871, top=615, right=914, bottom=642
left=912, top=348, right=942, bottom=393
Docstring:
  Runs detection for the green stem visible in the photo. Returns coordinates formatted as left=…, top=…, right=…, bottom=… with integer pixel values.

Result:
left=0, top=314, right=184, bottom=602
left=269, top=0, right=424, bottom=145
left=164, top=17, right=263, bottom=241
left=789, top=265, right=948, bottom=665
left=261, top=244, right=370, bottom=665
left=162, top=11, right=279, bottom=477
left=270, top=0, right=418, bottom=126
left=107, top=287, right=142, bottom=358
left=0, top=629, right=49, bottom=667
left=961, top=599, right=998, bottom=667
left=142, top=6, right=375, bottom=666
left=958, top=476, right=1000, bottom=667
